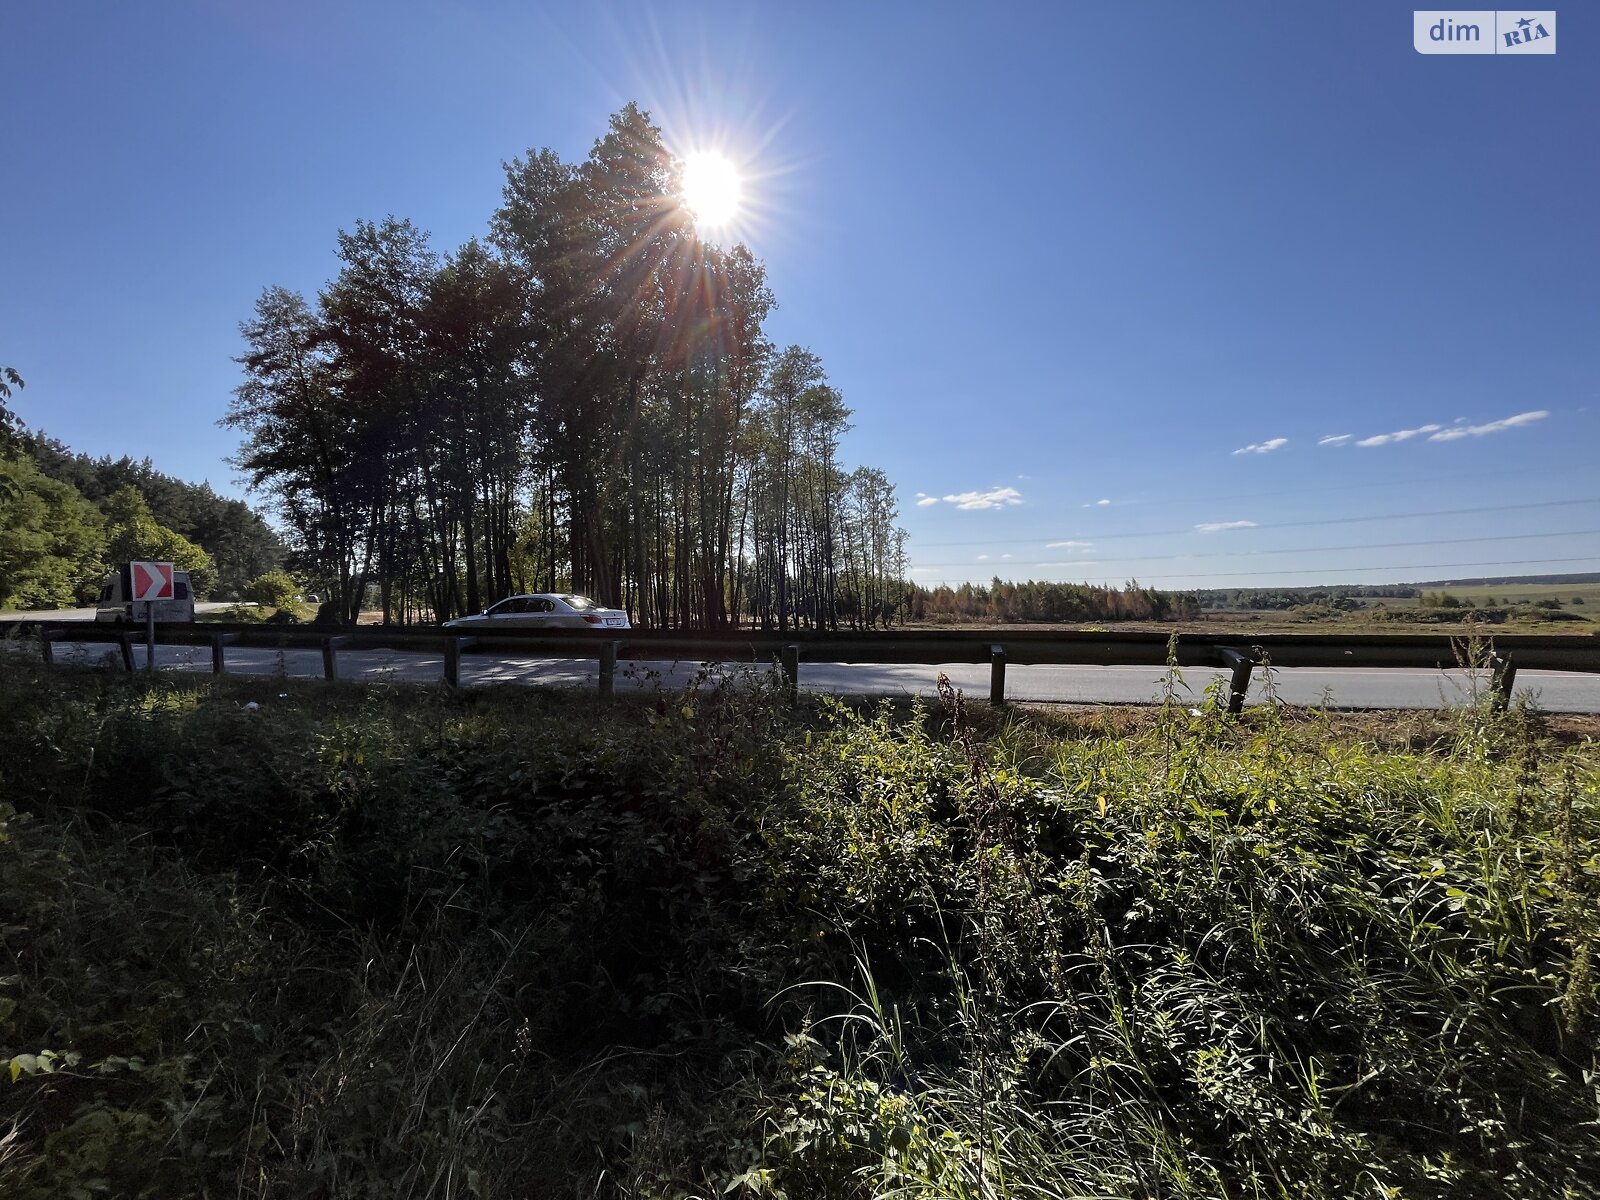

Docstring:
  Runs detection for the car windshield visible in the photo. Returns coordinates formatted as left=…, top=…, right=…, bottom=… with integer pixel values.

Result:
left=561, top=595, right=596, bottom=610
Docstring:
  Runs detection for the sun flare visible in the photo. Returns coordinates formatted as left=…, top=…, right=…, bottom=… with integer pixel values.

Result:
left=680, top=151, right=742, bottom=228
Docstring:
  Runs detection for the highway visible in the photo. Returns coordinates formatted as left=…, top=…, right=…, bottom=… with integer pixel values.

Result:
left=0, top=602, right=254, bottom=622
left=30, top=636, right=1600, bottom=712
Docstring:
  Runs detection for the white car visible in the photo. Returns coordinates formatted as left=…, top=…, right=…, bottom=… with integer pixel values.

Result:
left=443, top=593, right=631, bottom=631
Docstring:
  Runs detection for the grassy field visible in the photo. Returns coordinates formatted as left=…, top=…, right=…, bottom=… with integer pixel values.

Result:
left=906, top=609, right=1598, bottom=635
left=1, top=658, right=1597, bottom=1198
left=1386, top=581, right=1600, bottom=610
left=1193, top=580, right=1600, bottom=635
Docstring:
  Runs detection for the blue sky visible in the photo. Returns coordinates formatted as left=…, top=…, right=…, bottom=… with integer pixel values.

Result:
left=3, top=2, right=1595, bottom=589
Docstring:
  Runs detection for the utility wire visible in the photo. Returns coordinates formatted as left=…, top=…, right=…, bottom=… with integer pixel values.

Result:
left=1062, top=462, right=1560, bottom=512
left=908, top=496, right=1600, bottom=549
left=907, top=528, right=1600, bottom=570
left=912, top=556, right=1600, bottom=585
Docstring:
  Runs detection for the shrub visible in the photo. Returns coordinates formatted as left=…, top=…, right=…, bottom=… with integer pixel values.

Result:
left=0, top=660, right=1596, bottom=1197
left=242, top=569, right=298, bottom=610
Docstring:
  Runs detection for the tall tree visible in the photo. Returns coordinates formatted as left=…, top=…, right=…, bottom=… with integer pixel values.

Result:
left=319, top=216, right=439, bottom=623
left=226, top=287, right=365, bottom=620
left=421, top=239, right=531, bottom=616
left=0, top=364, right=22, bottom=454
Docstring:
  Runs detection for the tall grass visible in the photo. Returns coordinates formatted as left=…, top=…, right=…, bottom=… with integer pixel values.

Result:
left=0, top=656, right=1595, bottom=1197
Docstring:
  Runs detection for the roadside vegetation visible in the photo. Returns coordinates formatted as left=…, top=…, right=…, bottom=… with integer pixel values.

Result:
left=1181, top=578, right=1600, bottom=635
left=1, top=651, right=1596, bottom=1198
left=899, top=578, right=1599, bottom=635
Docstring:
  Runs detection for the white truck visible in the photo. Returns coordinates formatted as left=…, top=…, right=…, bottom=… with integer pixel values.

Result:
left=94, top=566, right=196, bottom=623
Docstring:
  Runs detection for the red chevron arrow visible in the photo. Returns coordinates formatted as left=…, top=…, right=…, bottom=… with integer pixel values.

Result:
left=131, top=561, right=174, bottom=601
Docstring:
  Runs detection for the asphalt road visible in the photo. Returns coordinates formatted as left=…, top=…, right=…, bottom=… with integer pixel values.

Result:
left=30, top=637, right=1600, bottom=712
left=0, top=602, right=255, bottom=622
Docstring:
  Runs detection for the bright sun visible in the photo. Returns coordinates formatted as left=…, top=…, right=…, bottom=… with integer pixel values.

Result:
left=681, top=152, right=742, bottom=228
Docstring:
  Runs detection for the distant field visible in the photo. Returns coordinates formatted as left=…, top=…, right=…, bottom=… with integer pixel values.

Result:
left=1378, top=581, right=1600, bottom=610
left=905, top=610, right=1595, bottom=636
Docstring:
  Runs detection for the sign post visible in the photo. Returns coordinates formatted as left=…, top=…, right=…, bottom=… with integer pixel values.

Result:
left=129, top=561, right=175, bottom=673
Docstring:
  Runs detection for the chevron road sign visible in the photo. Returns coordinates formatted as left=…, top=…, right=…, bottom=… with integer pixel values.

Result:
left=130, top=561, right=175, bottom=602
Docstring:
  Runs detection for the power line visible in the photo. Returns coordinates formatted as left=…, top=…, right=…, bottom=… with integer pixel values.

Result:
left=907, top=528, right=1600, bottom=570
left=1056, top=462, right=1561, bottom=512
left=911, top=556, right=1600, bottom=585
left=908, top=497, right=1600, bottom=549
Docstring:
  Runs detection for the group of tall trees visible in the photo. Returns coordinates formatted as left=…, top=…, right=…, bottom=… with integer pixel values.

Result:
left=227, top=104, right=908, bottom=629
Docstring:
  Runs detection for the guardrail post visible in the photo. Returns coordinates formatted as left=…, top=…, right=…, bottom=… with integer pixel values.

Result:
left=1492, top=653, right=1517, bottom=712
left=119, top=632, right=135, bottom=672
left=599, top=641, right=618, bottom=700
left=780, top=644, right=800, bottom=706
left=1218, top=648, right=1253, bottom=716
left=211, top=633, right=227, bottom=675
left=444, top=636, right=461, bottom=687
left=40, top=629, right=57, bottom=668
left=990, top=644, right=1007, bottom=707
left=321, top=636, right=339, bottom=681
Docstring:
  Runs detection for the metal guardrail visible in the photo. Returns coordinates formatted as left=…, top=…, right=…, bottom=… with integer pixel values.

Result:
left=5, top=620, right=1599, bottom=712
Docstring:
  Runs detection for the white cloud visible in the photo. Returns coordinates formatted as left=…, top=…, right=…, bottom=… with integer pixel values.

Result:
left=1001, top=553, right=1012, bottom=559
left=1232, top=437, right=1288, bottom=455
left=1194, top=520, right=1257, bottom=534
left=1427, top=410, right=1548, bottom=441
left=1046, top=540, right=1093, bottom=550
left=976, top=554, right=989, bottom=561
left=915, top=496, right=939, bottom=507
left=1355, top=423, right=1442, bottom=447
left=1318, top=434, right=1352, bottom=447
left=1080, top=498, right=1113, bottom=508
left=942, top=486, right=1023, bottom=511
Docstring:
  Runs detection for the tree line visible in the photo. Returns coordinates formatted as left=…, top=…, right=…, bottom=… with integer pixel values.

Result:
left=227, top=104, right=908, bottom=630
left=0, top=391, right=287, bottom=610
left=910, top=578, right=1200, bottom=624
left=1195, top=585, right=1421, bottom=611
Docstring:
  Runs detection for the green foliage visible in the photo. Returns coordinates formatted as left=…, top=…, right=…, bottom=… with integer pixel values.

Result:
left=0, top=426, right=282, bottom=610
left=242, top=568, right=299, bottom=609
left=23, top=432, right=286, bottom=597
left=0, top=454, right=107, bottom=608
left=0, top=364, right=22, bottom=453
left=102, top=486, right=216, bottom=598
left=0, top=658, right=1596, bottom=1198
left=913, top=576, right=1198, bottom=623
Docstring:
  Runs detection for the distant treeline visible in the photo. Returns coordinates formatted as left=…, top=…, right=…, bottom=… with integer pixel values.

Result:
left=911, top=578, right=1200, bottom=623
left=1196, top=585, right=1420, bottom=611
left=0, top=427, right=286, bottom=609
left=228, top=105, right=907, bottom=630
